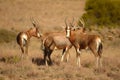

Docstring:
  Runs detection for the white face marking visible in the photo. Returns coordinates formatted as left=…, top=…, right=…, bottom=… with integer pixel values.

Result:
left=66, top=29, right=70, bottom=38
left=66, top=26, right=71, bottom=38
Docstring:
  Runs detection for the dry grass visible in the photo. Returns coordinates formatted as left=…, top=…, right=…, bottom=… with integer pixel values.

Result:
left=0, top=0, right=85, bottom=31
left=0, top=37, right=120, bottom=80
left=0, top=0, right=120, bottom=80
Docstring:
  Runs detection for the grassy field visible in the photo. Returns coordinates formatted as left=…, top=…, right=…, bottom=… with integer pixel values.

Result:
left=0, top=0, right=120, bottom=80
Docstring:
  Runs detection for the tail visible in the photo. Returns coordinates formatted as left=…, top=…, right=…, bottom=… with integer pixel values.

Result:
left=16, top=32, right=21, bottom=45
left=42, top=37, right=54, bottom=50
left=98, top=42, right=103, bottom=57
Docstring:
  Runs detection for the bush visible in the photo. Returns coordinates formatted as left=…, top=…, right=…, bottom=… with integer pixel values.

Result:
left=0, top=29, right=16, bottom=43
left=80, top=0, right=120, bottom=28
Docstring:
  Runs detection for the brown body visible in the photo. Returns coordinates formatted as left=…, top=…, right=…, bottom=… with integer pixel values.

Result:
left=65, top=26, right=103, bottom=68
left=40, top=32, right=72, bottom=65
left=16, top=23, right=40, bottom=57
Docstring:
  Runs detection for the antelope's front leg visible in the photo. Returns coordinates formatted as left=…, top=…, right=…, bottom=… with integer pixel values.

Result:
left=61, top=49, right=66, bottom=62
left=65, top=48, right=70, bottom=62
left=66, top=50, right=70, bottom=62
left=76, top=46, right=82, bottom=68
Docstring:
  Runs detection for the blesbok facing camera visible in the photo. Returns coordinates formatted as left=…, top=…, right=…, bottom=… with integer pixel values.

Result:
left=16, top=21, right=41, bottom=57
left=65, top=17, right=103, bottom=68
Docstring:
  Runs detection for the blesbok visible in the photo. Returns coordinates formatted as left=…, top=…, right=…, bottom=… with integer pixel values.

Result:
left=40, top=32, right=72, bottom=66
left=16, top=21, right=41, bottom=58
left=65, top=18, right=103, bottom=68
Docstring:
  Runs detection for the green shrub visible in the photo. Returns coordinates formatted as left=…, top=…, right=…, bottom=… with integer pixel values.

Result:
left=80, top=0, right=120, bottom=28
left=0, top=29, right=16, bottom=43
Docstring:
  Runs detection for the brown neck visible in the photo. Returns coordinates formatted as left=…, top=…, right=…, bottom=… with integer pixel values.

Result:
left=26, top=30, right=32, bottom=39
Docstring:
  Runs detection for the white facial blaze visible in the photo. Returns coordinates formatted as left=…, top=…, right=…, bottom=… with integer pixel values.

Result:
left=66, top=29, right=70, bottom=38
left=66, top=26, right=71, bottom=38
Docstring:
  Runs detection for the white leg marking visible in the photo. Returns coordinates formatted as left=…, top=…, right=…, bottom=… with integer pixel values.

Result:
left=66, top=52, right=70, bottom=62
left=77, top=56, right=81, bottom=67
left=45, top=60, right=48, bottom=66
left=76, top=48, right=81, bottom=67
left=61, top=48, right=68, bottom=62
left=61, top=49, right=66, bottom=62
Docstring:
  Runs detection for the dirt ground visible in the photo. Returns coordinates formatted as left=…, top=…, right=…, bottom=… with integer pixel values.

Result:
left=0, top=0, right=120, bottom=80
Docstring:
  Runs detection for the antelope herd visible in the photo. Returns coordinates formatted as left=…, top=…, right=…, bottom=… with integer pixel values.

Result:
left=16, top=17, right=103, bottom=68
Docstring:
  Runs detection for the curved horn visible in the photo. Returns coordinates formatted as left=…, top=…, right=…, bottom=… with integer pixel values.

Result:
left=30, top=17, right=37, bottom=27
left=79, top=17, right=85, bottom=28
left=65, top=17, right=68, bottom=28
left=69, top=17, right=75, bottom=27
left=71, top=17, right=74, bottom=26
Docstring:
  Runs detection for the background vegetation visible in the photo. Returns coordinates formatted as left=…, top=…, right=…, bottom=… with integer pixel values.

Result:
left=79, top=0, right=120, bottom=28
left=0, top=29, right=16, bottom=43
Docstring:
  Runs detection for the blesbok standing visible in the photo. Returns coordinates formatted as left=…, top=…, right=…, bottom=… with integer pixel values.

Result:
left=65, top=18, right=103, bottom=68
left=16, top=21, right=41, bottom=58
left=40, top=32, right=72, bottom=66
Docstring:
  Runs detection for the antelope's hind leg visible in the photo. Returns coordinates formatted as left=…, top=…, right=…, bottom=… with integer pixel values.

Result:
left=48, top=49, right=53, bottom=65
left=20, top=46, right=24, bottom=59
left=25, top=40, right=29, bottom=55
left=90, top=47, right=101, bottom=69
left=43, top=48, right=48, bottom=66
left=61, top=47, right=70, bottom=62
